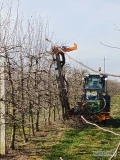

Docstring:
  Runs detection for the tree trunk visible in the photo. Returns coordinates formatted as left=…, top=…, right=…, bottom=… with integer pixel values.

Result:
left=48, top=105, right=51, bottom=125
left=36, top=110, right=40, bottom=132
left=6, top=54, right=16, bottom=150
left=20, top=55, right=28, bottom=143
left=53, top=104, right=56, bottom=121
left=22, top=113, right=28, bottom=142
left=29, top=103, right=35, bottom=136
left=10, top=109, right=16, bottom=150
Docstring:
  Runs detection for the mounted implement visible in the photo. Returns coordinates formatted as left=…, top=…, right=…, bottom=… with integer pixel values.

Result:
left=46, top=39, right=77, bottom=119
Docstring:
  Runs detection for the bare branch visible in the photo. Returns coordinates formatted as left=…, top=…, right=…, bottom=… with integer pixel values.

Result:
left=100, top=42, right=120, bottom=49
left=109, top=142, right=120, bottom=160
left=81, top=116, right=120, bottom=136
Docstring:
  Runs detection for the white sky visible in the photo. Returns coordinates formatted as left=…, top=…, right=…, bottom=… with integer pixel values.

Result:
left=2, top=0, right=120, bottom=80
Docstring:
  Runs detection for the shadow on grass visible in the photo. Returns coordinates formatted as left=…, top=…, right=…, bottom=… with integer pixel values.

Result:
left=45, top=117, right=120, bottom=160
left=45, top=128, right=103, bottom=160
left=101, top=117, right=120, bottom=128
left=6, top=117, right=120, bottom=160
left=46, top=129, right=81, bottom=160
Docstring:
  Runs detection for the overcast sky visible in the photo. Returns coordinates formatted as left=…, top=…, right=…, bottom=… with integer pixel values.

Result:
left=2, top=0, right=120, bottom=80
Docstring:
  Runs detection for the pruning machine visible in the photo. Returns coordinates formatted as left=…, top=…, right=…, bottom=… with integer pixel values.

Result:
left=46, top=39, right=110, bottom=122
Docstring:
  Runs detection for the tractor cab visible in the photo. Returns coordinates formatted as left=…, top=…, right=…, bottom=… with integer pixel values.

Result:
left=83, top=73, right=108, bottom=101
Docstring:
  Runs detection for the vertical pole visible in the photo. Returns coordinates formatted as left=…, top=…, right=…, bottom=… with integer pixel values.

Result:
left=104, top=57, right=105, bottom=73
left=102, top=56, right=108, bottom=73
left=1, top=62, right=6, bottom=156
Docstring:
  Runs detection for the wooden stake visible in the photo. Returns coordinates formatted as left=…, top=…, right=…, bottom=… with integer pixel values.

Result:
left=0, top=62, right=6, bottom=156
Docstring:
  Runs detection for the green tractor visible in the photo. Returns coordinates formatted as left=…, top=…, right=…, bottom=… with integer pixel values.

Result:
left=83, top=72, right=110, bottom=122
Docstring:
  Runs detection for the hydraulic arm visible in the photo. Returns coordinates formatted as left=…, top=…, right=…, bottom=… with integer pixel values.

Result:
left=46, top=40, right=77, bottom=119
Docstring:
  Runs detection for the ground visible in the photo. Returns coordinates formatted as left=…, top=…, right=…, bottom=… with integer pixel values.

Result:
left=1, top=95, right=120, bottom=160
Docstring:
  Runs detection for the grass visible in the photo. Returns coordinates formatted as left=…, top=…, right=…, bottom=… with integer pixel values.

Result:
left=45, top=94, right=120, bottom=160
left=1, top=94, right=120, bottom=160
left=45, top=127, right=120, bottom=160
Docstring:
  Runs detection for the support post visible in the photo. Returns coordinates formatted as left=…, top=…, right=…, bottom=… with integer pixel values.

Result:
left=0, top=62, right=6, bottom=156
